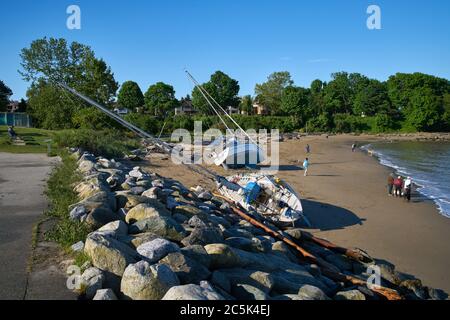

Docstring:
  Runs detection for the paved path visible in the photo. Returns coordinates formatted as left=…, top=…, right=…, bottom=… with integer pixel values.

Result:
left=0, top=152, right=53, bottom=300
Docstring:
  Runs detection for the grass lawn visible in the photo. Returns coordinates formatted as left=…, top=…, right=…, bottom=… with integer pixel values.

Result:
left=0, top=125, right=55, bottom=154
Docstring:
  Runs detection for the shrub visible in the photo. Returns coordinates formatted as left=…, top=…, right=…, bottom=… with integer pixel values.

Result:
left=53, top=129, right=140, bottom=158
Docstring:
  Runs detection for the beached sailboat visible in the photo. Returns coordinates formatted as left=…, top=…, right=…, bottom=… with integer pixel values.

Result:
left=216, top=173, right=310, bottom=227
left=185, top=70, right=265, bottom=169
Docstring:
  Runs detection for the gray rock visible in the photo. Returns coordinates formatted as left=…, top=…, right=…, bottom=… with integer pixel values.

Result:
left=334, top=289, right=366, bottom=300
left=181, top=226, right=223, bottom=246
left=125, top=202, right=171, bottom=224
left=173, top=205, right=207, bottom=218
left=69, top=205, right=87, bottom=221
left=121, top=261, right=179, bottom=300
left=128, top=232, right=159, bottom=248
left=142, top=187, right=161, bottom=199
left=271, top=241, right=298, bottom=262
left=216, top=269, right=274, bottom=293
left=173, top=213, right=189, bottom=224
left=81, top=267, right=105, bottom=299
left=84, top=233, right=140, bottom=277
left=210, top=271, right=231, bottom=293
left=71, top=241, right=84, bottom=252
left=283, top=228, right=303, bottom=240
left=93, top=288, right=118, bottom=300
left=400, top=279, right=428, bottom=299
left=427, top=287, right=448, bottom=300
left=231, top=284, right=268, bottom=300
left=204, top=244, right=243, bottom=269
left=160, top=252, right=211, bottom=284
left=130, top=186, right=146, bottom=195
left=162, top=283, right=224, bottom=300
left=137, top=238, right=180, bottom=264
left=129, top=216, right=187, bottom=241
left=188, top=215, right=208, bottom=228
left=223, top=227, right=253, bottom=239
left=325, top=254, right=353, bottom=272
left=298, top=285, right=330, bottom=300
left=180, top=245, right=212, bottom=268
left=86, top=207, right=121, bottom=229
left=97, top=220, right=128, bottom=236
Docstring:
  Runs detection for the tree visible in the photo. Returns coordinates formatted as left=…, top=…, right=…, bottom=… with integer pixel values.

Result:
left=352, top=79, right=392, bottom=116
left=17, top=99, right=28, bottom=113
left=387, top=72, right=450, bottom=112
left=281, top=86, right=311, bottom=126
left=117, top=81, right=144, bottom=111
left=192, top=71, right=240, bottom=114
left=323, top=72, right=365, bottom=115
left=255, top=71, right=293, bottom=115
left=403, top=87, right=443, bottom=131
left=309, top=79, right=326, bottom=117
left=0, top=80, right=13, bottom=112
left=20, top=37, right=118, bottom=128
left=144, top=82, right=178, bottom=116
left=239, top=95, right=253, bottom=115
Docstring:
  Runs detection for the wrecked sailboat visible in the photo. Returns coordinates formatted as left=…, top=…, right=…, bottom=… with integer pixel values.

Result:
left=185, top=70, right=265, bottom=169
left=216, top=173, right=310, bottom=228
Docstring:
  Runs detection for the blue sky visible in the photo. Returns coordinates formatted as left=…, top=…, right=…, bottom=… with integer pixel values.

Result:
left=1, top=0, right=449, bottom=100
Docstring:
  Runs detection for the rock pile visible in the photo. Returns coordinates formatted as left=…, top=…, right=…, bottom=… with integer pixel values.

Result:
left=65, top=149, right=447, bottom=300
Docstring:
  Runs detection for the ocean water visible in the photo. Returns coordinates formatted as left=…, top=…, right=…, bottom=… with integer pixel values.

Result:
left=362, top=141, right=450, bottom=218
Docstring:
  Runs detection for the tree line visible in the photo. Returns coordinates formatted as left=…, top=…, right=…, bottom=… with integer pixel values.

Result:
left=4, top=37, right=450, bottom=133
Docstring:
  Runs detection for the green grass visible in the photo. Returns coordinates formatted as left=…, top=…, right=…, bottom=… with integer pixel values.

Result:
left=44, top=151, right=91, bottom=248
left=0, top=125, right=55, bottom=154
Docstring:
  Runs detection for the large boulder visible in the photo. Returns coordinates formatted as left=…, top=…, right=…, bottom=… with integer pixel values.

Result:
left=231, top=284, right=268, bottom=300
left=85, top=207, right=121, bottom=230
left=297, top=285, right=330, bottom=300
left=180, top=245, right=211, bottom=269
left=129, top=216, right=187, bottom=241
left=181, top=227, right=223, bottom=246
left=121, top=261, right=179, bottom=300
left=125, top=202, right=171, bottom=224
left=81, top=267, right=105, bottom=299
left=137, top=238, right=180, bottom=264
left=74, top=175, right=109, bottom=200
left=334, top=289, right=366, bottom=300
left=173, top=205, right=207, bottom=218
left=204, top=244, right=243, bottom=269
left=160, top=252, right=211, bottom=284
left=214, top=269, right=274, bottom=293
left=96, top=220, right=128, bottom=237
left=129, top=232, right=159, bottom=248
left=84, top=233, right=140, bottom=277
left=93, top=288, right=118, bottom=300
left=271, top=241, right=298, bottom=263
left=162, top=282, right=224, bottom=300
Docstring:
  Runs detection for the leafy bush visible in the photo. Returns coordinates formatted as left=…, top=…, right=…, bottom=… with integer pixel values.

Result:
left=332, top=114, right=370, bottom=133
left=53, top=129, right=139, bottom=158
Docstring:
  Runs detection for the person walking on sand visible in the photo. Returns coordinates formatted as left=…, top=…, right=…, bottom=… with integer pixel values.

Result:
left=352, top=143, right=357, bottom=152
left=305, top=144, right=310, bottom=154
left=404, top=176, right=412, bottom=202
left=387, top=173, right=395, bottom=196
left=303, top=157, right=310, bottom=176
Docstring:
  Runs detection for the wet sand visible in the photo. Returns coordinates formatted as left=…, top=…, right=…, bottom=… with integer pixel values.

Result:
left=144, top=134, right=450, bottom=294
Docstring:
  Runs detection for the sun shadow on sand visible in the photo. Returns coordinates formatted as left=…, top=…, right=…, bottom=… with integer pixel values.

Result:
left=302, top=199, right=365, bottom=231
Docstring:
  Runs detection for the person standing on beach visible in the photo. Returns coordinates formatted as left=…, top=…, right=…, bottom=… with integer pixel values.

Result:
left=387, top=173, right=395, bottom=196
left=404, top=177, right=412, bottom=202
left=305, top=144, right=310, bottom=154
left=303, top=158, right=310, bottom=177
left=352, top=143, right=357, bottom=152
left=393, top=176, right=403, bottom=197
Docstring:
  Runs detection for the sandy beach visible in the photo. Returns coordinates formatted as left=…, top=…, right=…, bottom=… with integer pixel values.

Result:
left=145, top=134, right=450, bottom=295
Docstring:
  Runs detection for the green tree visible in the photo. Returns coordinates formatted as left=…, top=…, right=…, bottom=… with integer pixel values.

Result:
left=281, top=86, right=311, bottom=126
left=20, top=37, right=118, bottom=129
left=239, top=95, right=253, bottom=115
left=117, top=81, right=144, bottom=111
left=0, top=80, right=13, bottom=112
left=192, top=71, right=240, bottom=114
left=323, top=72, right=366, bottom=115
left=404, top=87, right=443, bottom=131
left=352, top=79, right=392, bottom=116
left=255, top=71, right=293, bottom=115
left=309, top=79, right=326, bottom=117
left=144, top=82, right=178, bottom=116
